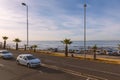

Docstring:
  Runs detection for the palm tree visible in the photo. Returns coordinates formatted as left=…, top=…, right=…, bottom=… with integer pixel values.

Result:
left=31, top=45, right=37, bottom=52
left=61, top=38, right=72, bottom=57
left=92, top=44, right=97, bottom=60
left=2, top=36, right=8, bottom=49
left=13, top=38, right=21, bottom=50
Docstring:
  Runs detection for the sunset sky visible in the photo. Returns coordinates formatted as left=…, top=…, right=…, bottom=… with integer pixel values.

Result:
left=0, top=0, right=120, bottom=41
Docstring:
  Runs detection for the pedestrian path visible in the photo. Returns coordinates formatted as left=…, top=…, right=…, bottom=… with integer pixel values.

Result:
left=52, top=52, right=120, bottom=64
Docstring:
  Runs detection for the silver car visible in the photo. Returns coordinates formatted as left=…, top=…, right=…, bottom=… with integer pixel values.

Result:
left=0, top=50, right=13, bottom=59
left=16, top=54, right=41, bottom=68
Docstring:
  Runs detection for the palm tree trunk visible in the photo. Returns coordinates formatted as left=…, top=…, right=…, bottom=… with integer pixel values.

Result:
left=3, top=40, right=6, bottom=49
left=24, top=45, right=27, bottom=51
left=34, top=48, right=36, bottom=52
left=93, top=51, right=96, bottom=60
left=16, top=43, right=18, bottom=50
left=65, top=44, right=68, bottom=57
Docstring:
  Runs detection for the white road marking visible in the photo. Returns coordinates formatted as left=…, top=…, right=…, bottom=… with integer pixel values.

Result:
left=65, top=64, right=120, bottom=77
left=44, top=59, right=120, bottom=77
left=86, top=78, right=90, bottom=80
left=42, top=64, right=108, bottom=80
left=38, top=70, right=43, bottom=73
left=0, top=64, right=4, bottom=67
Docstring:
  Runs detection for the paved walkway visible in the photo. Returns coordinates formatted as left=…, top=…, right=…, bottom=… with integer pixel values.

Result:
left=51, top=52, right=120, bottom=64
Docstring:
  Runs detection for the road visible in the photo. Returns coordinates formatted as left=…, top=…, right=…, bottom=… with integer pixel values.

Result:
left=0, top=50, right=120, bottom=80
left=0, top=59, right=86, bottom=80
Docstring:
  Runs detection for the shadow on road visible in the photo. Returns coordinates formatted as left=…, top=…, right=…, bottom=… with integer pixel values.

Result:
left=33, top=66, right=63, bottom=74
left=0, top=57, right=16, bottom=61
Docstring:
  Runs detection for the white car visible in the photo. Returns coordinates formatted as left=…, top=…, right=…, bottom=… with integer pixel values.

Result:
left=0, top=50, right=13, bottom=59
left=16, top=54, right=41, bottom=68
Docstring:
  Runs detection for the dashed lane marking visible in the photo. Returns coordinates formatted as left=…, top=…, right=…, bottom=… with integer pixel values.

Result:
left=42, top=64, right=108, bottom=80
left=65, top=64, right=120, bottom=77
left=44, top=59, right=120, bottom=77
left=38, top=70, right=43, bottom=73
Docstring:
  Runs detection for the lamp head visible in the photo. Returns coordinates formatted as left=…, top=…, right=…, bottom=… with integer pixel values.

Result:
left=22, top=3, right=26, bottom=6
left=84, top=4, right=87, bottom=7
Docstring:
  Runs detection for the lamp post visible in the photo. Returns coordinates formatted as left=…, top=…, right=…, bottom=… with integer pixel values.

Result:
left=22, top=3, right=29, bottom=47
left=84, top=1, right=87, bottom=59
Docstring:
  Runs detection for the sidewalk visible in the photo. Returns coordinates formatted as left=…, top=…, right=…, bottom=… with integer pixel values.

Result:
left=50, top=52, right=120, bottom=64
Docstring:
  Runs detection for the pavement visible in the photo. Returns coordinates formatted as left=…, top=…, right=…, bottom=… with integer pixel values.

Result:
left=0, top=49, right=120, bottom=80
left=0, top=58, right=85, bottom=80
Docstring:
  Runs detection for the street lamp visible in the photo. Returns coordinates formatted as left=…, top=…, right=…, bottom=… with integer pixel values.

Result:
left=21, top=3, right=29, bottom=47
left=84, top=1, right=87, bottom=59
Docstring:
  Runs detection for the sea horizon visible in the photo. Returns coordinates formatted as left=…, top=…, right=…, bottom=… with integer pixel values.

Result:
left=3, top=40, right=119, bottom=50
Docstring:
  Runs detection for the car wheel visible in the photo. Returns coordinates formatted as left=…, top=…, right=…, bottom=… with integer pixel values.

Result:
left=2, top=56, right=5, bottom=59
left=16, top=60, right=20, bottom=65
left=27, top=63, right=31, bottom=68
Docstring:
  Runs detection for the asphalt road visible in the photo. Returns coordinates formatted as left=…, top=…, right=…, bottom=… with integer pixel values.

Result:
left=0, top=50, right=120, bottom=80
left=0, top=59, right=86, bottom=80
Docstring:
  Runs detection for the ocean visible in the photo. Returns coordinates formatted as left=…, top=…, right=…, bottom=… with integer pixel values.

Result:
left=7, top=40, right=120, bottom=50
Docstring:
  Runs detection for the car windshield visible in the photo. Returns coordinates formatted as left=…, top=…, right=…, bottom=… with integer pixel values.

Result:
left=26, top=56, right=36, bottom=60
left=2, top=51, right=9, bottom=54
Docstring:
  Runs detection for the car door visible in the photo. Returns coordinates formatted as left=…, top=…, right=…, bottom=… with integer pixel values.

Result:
left=19, top=56, right=27, bottom=65
left=18, top=56, right=23, bottom=64
left=22, top=56, right=28, bottom=65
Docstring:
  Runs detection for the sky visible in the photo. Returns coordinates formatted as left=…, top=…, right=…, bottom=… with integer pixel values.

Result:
left=0, top=0, right=120, bottom=41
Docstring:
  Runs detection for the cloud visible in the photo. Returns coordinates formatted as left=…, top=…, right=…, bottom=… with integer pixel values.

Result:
left=0, top=0, right=120, bottom=41
left=26, top=13, right=84, bottom=40
left=86, top=16, right=120, bottom=40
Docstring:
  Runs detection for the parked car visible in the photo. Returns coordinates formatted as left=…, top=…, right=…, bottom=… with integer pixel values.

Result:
left=106, top=50, right=113, bottom=55
left=117, top=50, right=120, bottom=56
left=16, top=54, right=41, bottom=68
left=75, top=50, right=85, bottom=54
left=0, top=50, right=13, bottom=59
left=96, top=50, right=106, bottom=55
left=106, top=49, right=120, bottom=56
left=96, top=50, right=101, bottom=55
